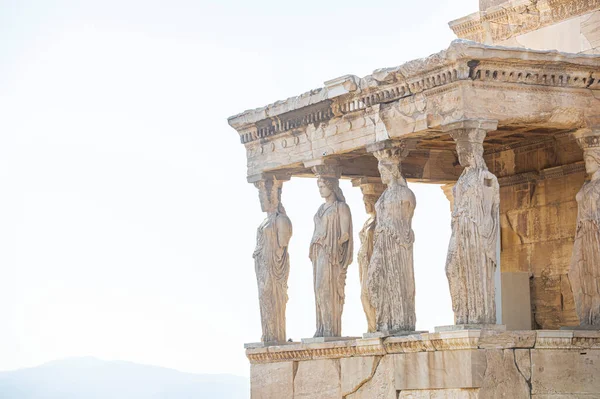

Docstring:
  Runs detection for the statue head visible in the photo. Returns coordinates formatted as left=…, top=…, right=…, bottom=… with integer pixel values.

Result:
left=584, top=149, right=600, bottom=177
left=577, top=133, right=600, bottom=178
left=373, top=145, right=408, bottom=186
left=449, top=127, right=487, bottom=169
left=456, top=141, right=485, bottom=169
left=378, top=161, right=403, bottom=185
left=317, top=177, right=332, bottom=198
left=317, top=177, right=346, bottom=202
left=362, top=194, right=378, bottom=215
left=255, top=178, right=286, bottom=214
left=313, top=163, right=346, bottom=203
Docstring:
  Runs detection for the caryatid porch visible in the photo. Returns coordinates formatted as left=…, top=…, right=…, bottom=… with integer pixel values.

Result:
left=228, top=40, right=600, bottom=398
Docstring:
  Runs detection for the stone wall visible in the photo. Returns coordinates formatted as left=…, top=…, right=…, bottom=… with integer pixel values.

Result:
left=497, top=10, right=600, bottom=55
left=486, top=135, right=584, bottom=329
left=450, top=0, right=600, bottom=55
left=247, top=330, right=600, bottom=398
left=479, top=0, right=506, bottom=11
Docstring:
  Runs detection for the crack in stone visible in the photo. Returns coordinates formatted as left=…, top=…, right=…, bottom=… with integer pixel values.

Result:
left=505, top=211, right=525, bottom=245
left=292, top=361, right=299, bottom=397
left=342, top=356, right=382, bottom=399
left=513, top=350, right=533, bottom=398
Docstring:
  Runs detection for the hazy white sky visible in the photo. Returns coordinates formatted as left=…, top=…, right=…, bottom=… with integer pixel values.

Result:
left=0, top=0, right=478, bottom=377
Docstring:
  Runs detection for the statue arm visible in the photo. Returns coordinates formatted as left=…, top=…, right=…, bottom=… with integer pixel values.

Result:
left=338, top=203, right=352, bottom=245
left=276, top=215, right=292, bottom=249
left=486, top=175, right=500, bottom=263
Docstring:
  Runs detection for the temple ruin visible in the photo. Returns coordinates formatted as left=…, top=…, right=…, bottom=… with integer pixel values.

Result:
left=227, top=0, right=600, bottom=397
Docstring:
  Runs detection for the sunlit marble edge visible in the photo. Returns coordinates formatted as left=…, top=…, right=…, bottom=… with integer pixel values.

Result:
left=363, top=330, right=428, bottom=339
left=434, top=324, right=507, bottom=332
left=227, top=39, right=600, bottom=130
left=244, top=330, right=600, bottom=363
left=301, top=336, right=360, bottom=344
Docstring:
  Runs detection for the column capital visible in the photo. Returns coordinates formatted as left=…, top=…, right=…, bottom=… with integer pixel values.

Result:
left=305, top=158, right=341, bottom=179
left=573, top=128, right=600, bottom=150
left=247, top=172, right=291, bottom=184
left=303, top=157, right=339, bottom=169
left=366, top=139, right=416, bottom=156
left=441, top=119, right=498, bottom=133
left=351, top=177, right=386, bottom=196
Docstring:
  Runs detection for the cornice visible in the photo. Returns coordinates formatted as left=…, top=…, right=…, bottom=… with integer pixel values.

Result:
left=449, top=0, right=600, bottom=44
left=245, top=330, right=600, bottom=364
left=228, top=40, right=600, bottom=145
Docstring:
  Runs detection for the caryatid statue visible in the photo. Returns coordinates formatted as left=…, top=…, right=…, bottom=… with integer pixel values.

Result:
left=367, top=142, right=417, bottom=333
left=569, top=129, right=600, bottom=327
left=309, top=164, right=353, bottom=338
left=352, top=177, right=386, bottom=334
left=252, top=175, right=293, bottom=343
left=444, top=120, right=500, bottom=325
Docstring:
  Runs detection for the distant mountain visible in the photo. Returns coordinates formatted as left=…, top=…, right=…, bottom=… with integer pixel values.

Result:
left=0, top=357, right=249, bottom=399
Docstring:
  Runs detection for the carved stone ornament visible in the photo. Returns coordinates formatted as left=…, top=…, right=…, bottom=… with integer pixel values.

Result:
left=569, top=129, right=600, bottom=327
left=444, top=121, right=501, bottom=325
left=367, top=143, right=418, bottom=333
left=353, top=178, right=386, bottom=333
left=310, top=164, right=353, bottom=337
left=449, top=0, right=599, bottom=44
left=252, top=176, right=293, bottom=343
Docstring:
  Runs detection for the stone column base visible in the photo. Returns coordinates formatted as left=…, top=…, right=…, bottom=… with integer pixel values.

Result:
left=300, top=336, right=360, bottom=344
left=247, top=330, right=600, bottom=398
left=363, top=330, right=428, bottom=339
left=435, top=324, right=506, bottom=332
left=560, top=325, right=600, bottom=330
left=244, top=341, right=295, bottom=349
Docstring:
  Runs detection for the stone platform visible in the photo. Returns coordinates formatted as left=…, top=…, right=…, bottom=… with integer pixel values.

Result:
left=247, top=329, right=600, bottom=398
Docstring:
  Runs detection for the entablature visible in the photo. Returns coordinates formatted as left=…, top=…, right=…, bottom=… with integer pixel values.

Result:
left=227, top=41, right=600, bottom=181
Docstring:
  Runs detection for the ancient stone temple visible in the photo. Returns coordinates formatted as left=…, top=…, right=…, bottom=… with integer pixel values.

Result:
left=228, top=1, right=600, bottom=397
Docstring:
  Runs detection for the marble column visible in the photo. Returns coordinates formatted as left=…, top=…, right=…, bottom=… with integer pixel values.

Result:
left=442, top=120, right=501, bottom=327
left=309, top=162, right=353, bottom=338
left=366, top=140, right=417, bottom=334
left=249, top=173, right=293, bottom=343
left=352, top=177, right=385, bottom=333
left=568, top=128, right=600, bottom=328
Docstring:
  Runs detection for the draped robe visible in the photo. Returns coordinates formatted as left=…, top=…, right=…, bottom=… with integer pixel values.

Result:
left=253, top=212, right=292, bottom=342
left=446, top=167, right=499, bottom=325
left=367, top=183, right=416, bottom=332
left=358, top=214, right=377, bottom=333
left=310, top=201, right=353, bottom=337
left=569, top=177, right=600, bottom=326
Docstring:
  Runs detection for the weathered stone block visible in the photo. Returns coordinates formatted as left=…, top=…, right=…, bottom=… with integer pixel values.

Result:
left=515, top=349, right=531, bottom=382
left=478, top=331, right=536, bottom=349
left=530, top=274, right=579, bottom=330
left=293, top=359, right=340, bottom=399
left=530, top=239, right=573, bottom=275
left=346, top=355, right=395, bottom=399
left=250, top=362, right=294, bottom=399
left=479, top=350, right=530, bottom=398
left=532, top=395, right=600, bottom=398
left=532, top=349, right=600, bottom=394
left=505, top=203, right=577, bottom=245
left=499, top=182, right=533, bottom=211
left=534, top=176, right=584, bottom=207
left=340, top=356, right=380, bottom=396
left=394, top=350, right=486, bottom=390
left=399, top=389, right=479, bottom=398
left=500, top=239, right=531, bottom=274
left=479, top=0, right=506, bottom=11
